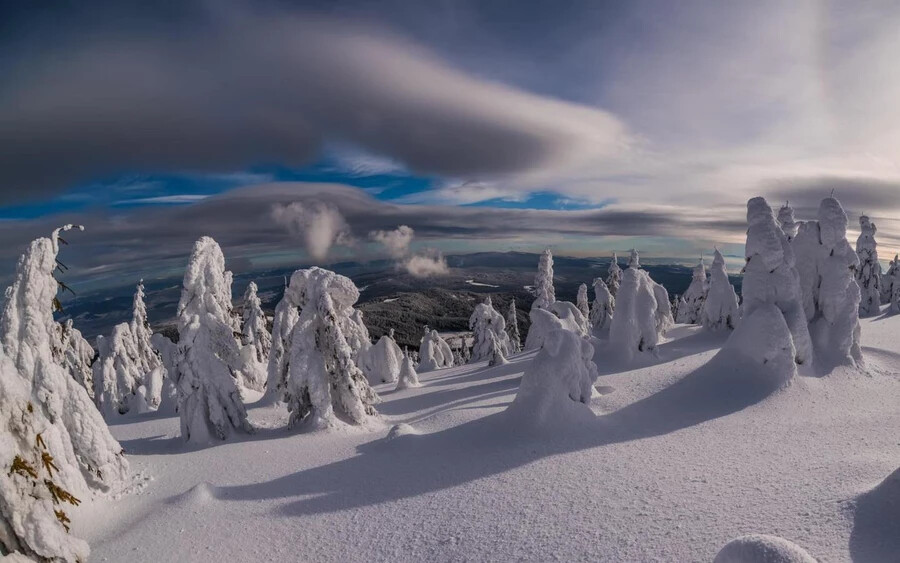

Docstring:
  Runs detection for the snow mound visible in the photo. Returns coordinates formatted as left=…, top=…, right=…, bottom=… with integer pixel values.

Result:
left=722, top=304, right=796, bottom=388
left=386, top=423, right=420, bottom=440
left=170, top=482, right=221, bottom=506
left=714, top=534, right=816, bottom=563
left=850, top=466, right=900, bottom=562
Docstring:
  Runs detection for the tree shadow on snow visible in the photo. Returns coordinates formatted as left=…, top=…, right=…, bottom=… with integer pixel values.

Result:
left=594, top=328, right=729, bottom=376
left=849, top=467, right=900, bottom=562
left=217, top=344, right=785, bottom=518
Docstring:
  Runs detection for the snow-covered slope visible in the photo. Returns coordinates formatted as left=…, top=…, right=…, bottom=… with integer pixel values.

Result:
left=75, top=313, right=900, bottom=562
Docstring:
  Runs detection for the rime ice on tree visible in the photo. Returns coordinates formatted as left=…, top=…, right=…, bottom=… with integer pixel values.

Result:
left=777, top=202, right=800, bottom=241
left=590, top=277, right=615, bottom=337
left=531, top=249, right=555, bottom=310
left=172, top=237, right=253, bottom=442
left=606, top=252, right=623, bottom=297
left=469, top=296, right=512, bottom=362
left=0, top=226, right=128, bottom=562
left=418, top=328, right=453, bottom=373
left=701, top=248, right=740, bottom=331
left=93, top=323, right=143, bottom=416
left=882, top=254, right=898, bottom=305
left=240, top=281, right=271, bottom=391
left=856, top=215, right=882, bottom=317
left=675, top=259, right=708, bottom=325
left=365, top=332, right=403, bottom=382
left=609, top=249, right=663, bottom=359
left=52, top=318, right=95, bottom=399
left=505, top=299, right=522, bottom=353
left=395, top=353, right=420, bottom=390
left=576, top=283, right=590, bottom=328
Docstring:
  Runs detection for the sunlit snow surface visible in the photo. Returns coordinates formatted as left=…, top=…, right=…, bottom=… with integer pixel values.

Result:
left=79, top=314, right=900, bottom=562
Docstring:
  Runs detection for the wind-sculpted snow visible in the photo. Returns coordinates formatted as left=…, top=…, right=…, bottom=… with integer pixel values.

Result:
left=714, top=534, right=816, bottom=563
left=701, top=248, right=740, bottom=331
left=576, top=283, right=590, bottom=331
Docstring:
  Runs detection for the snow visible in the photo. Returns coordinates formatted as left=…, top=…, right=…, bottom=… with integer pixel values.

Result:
left=365, top=334, right=403, bottom=382
left=714, top=534, right=816, bottom=563
left=701, top=248, right=740, bottom=331
left=464, top=279, right=499, bottom=288
left=239, top=281, right=270, bottom=392
left=606, top=252, right=622, bottom=297
left=417, top=329, right=453, bottom=373
left=777, top=201, right=800, bottom=241
left=674, top=258, right=708, bottom=324
left=468, top=296, right=512, bottom=362
left=69, top=310, right=900, bottom=562
left=504, top=299, right=522, bottom=353
left=589, top=277, right=614, bottom=337
left=856, top=215, right=882, bottom=317
left=531, top=248, right=555, bottom=310
left=609, top=250, right=662, bottom=359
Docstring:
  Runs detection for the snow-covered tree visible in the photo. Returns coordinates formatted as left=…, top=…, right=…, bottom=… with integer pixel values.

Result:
left=777, top=201, right=800, bottom=241
left=395, top=353, right=420, bottom=390
left=576, top=283, right=590, bottom=323
left=606, top=252, right=623, bottom=297
left=417, top=328, right=453, bottom=372
left=856, top=215, right=882, bottom=317
left=0, top=226, right=128, bottom=561
left=882, top=254, right=898, bottom=305
left=130, top=280, right=160, bottom=375
left=790, top=197, right=862, bottom=369
left=469, top=296, right=512, bottom=362
left=51, top=318, right=95, bottom=398
left=487, top=332, right=509, bottom=366
left=280, top=267, right=380, bottom=428
left=341, top=309, right=373, bottom=365
left=741, top=197, right=812, bottom=367
left=701, top=248, right=740, bottom=331
left=365, top=333, right=403, bottom=382
left=675, top=259, right=708, bottom=324
left=93, top=323, right=142, bottom=417
left=505, top=299, right=522, bottom=353
left=240, top=281, right=270, bottom=391
left=609, top=249, right=662, bottom=358
left=506, top=328, right=598, bottom=427
left=891, top=268, right=900, bottom=314
left=264, top=281, right=301, bottom=402
left=524, top=301, right=587, bottom=350
left=532, top=248, right=555, bottom=310
left=172, top=237, right=253, bottom=442
left=590, top=277, right=614, bottom=336
left=652, top=281, right=674, bottom=335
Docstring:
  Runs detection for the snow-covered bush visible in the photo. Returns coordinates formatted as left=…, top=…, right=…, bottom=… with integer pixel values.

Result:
left=701, top=248, right=740, bottom=331
left=506, top=328, right=597, bottom=427
left=606, top=252, right=623, bottom=297
left=609, top=249, right=661, bottom=359
left=52, top=318, right=95, bottom=398
left=531, top=248, right=555, bottom=310
left=505, top=298, right=522, bottom=353
left=714, top=534, right=816, bottom=563
left=0, top=225, right=128, bottom=562
left=417, top=328, right=453, bottom=373
left=590, top=277, right=614, bottom=337
left=524, top=301, right=587, bottom=350
left=777, top=202, right=800, bottom=241
left=172, top=237, right=253, bottom=442
left=882, top=254, right=898, bottom=305
left=791, top=197, right=862, bottom=369
left=856, top=215, right=882, bottom=317
left=674, top=259, right=708, bottom=324
left=365, top=333, right=403, bottom=382
left=240, top=281, right=270, bottom=391
left=469, top=296, right=512, bottom=362
left=741, top=197, right=812, bottom=367
left=395, top=354, right=420, bottom=390
left=93, top=323, right=142, bottom=416
left=280, top=267, right=380, bottom=428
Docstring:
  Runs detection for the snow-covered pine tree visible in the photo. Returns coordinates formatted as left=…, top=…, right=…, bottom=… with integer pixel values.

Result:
left=777, top=201, right=800, bottom=241
left=700, top=248, right=740, bottom=331
left=172, top=237, right=252, bottom=442
left=576, top=283, right=590, bottom=323
left=606, top=252, right=623, bottom=297
left=130, top=280, right=160, bottom=375
left=93, top=322, right=143, bottom=417
left=52, top=318, right=95, bottom=399
left=342, top=309, right=373, bottom=367
left=0, top=225, right=128, bottom=562
left=882, top=254, right=898, bottom=305
left=487, top=331, right=509, bottom=366
left=675, top=259, right=708, bottom=324
left=281, top=267, right=379, bottom=428
left=264, top=280, right=302, bottom=403
left=741, top=197, right=812, bottom=367
left=609, top=249, right=662, bottom=359
left=417, top=328, right=453, bottom=372
left=365, top=332, right=403, bottom=382
left=469, top=296, right=512, bottom=362
left=856, top=215, right=882, bottom=317
left=240, top=281, right=270, bottom=391
left=891, top=268, right=900, bottom=314
left=532, top=248, right=555, bottom=310
left=505, top=298, right=522, bottom=353
left=590, top=277, right=615, bottom=336
left=395, top=353, right=420, bottom=390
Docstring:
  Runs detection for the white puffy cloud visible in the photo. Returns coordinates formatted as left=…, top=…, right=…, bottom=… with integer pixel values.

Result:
left=271, top=201, right=353, bottom=261
left=403, top=250, right=449, bottom=278
left=369, top=225, right=415, bottom=258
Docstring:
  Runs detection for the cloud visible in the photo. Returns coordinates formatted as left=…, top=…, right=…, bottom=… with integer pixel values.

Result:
left=369, top=225, right=415, bottom=258
left=403, top=250, right=449, bottom=278
left=0, top=6, right=630, bottom=204
left=271, top=201, right=353, bottom=261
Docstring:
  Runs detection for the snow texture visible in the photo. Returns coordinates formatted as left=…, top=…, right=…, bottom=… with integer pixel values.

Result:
left=701, top=248, right=740, bottom=331
left=855, top=215, right=882, bottom=317
left=281, top=267, right=380, bottom=429
left=469, top=296, right=512, bottom=362
left=172, top=236, right=253, bottom=443
left=51, top=318, right=95, bottom=399
left=504, top=298, right=522, bottom=353
left=674, top=259, right=708, bottom=324
left=714, top=534, right=816, bottom=563
left=0, top=226, right=127, bottom=562
left=606, top=252, right=623, bottom=297
left=395, top=354, right=420, bottom=390
left=742, top=197, right=812, bottom=367
left=240, top=281, right=270, bottom=391
left=531, top=248, right=555, bottom=310
left=609, top=250, right=662, bottom=359
left=590, top=277, right=615, bottom=337
left=417, top=329, right=453, bottom=373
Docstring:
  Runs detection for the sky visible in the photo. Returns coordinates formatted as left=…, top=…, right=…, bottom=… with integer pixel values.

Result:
left=2, top=0, right=900, bottom=290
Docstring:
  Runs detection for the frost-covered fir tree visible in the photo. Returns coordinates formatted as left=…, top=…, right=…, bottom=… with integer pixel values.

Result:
left=417, top=328, right=453, bottom=372
left=280, top=267, right=379, bottom=428
left=777, top=201, right=800, bottom=241
left=172, top=237, right=253, bottom=442
left=882, top=254, right=898, bottom=305
left=652, top=281, right=674, bottom=335
left=675, top=259, right=708, bottom=324
left=395, top=353, right=420, bottom=390
left=365, top=333, right=403, bottom=382
left=240, top=281, right=270, bottom=391
left=0, top=226, right=128, bottom=562
left=891, top=267, right=900, bottom=314
left=856, top=215, right=882, bottom=317
left=130, top=280, right=160, bottom=375
left=505, top=299, right=522, bottom=353
left=701, top=248, right=740, bottom=331
left=506, top=328, right=598, bottom=427
left=791, top=197, right=862, bottom=369
left=606, top=252, right=623, bottom=297
left=576, top=283, right=590, bottom=323
left=590, top=277, right=615, bottom=337
left=487, top=331, right=509, bottom=366
left=52, top=318, right=95, bottom=399
left=264, top=281, right=301, bottom=402
left=93, top=322, right=142, bottom=417
left=741, top=197, right=812, bottom=367
left=532, top=248, right=555, bottom=310
left=609, top=249, right=662, bottom=359
left=469, top=296, right=512, bottom=362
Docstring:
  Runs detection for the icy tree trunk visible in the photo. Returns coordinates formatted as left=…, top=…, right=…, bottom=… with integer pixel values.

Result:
left=701, top=248, right=740, bottom=331
left=532, top=249, right=556, bottom=310
left=856, top=215, right=882, bottom=317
